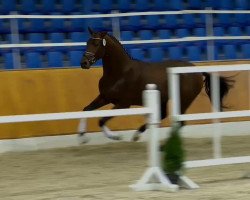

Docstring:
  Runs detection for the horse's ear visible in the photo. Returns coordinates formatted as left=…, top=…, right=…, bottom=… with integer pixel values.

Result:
left=88, top=27, right=94, bottom=35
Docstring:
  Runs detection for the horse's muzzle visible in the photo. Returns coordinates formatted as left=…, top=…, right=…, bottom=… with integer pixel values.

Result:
left=80, top=59, right=90, bottom=69
left=81, top=52, right=97, bottom=69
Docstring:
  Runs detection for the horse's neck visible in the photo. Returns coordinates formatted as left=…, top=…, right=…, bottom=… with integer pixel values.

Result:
left=102, top=36, right=131, bottom=76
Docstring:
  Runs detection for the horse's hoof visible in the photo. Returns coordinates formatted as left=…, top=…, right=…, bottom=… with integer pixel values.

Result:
left=78, top=132, right=90, bottom=144
left=132, top=134, right=140, bottom=142
left=109, top=135, right=122, bottom=141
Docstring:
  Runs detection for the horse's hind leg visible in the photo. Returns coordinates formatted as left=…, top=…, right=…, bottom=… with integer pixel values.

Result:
left=99, top=104, right=129, bottom=140
left=132, top=101, right=167, bottom=141
left=132, top=124, right=146, bottom=141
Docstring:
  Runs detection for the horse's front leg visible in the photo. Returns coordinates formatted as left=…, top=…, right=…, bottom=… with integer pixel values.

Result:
left=78, top=95, right=108, bottom=143
left=83, top=95, right=107, bottom=112
left=99, top=104, right=128, bottom=140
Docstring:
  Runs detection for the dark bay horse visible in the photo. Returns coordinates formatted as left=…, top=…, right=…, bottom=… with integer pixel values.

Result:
left=79, top=27, right=233, bottom=141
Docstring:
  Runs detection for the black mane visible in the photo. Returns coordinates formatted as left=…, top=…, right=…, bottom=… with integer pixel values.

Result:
left=107, top=33, right=134, bottom=60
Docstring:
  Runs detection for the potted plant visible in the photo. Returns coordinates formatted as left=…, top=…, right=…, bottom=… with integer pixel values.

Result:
left=162, top=123, right=185, bottom=184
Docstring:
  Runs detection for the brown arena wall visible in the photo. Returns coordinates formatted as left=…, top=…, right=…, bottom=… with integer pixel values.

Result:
left=0, top=61, right=249, bottom=139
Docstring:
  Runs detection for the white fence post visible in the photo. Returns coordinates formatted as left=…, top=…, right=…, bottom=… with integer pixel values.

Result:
left=211, top=72, right=222, bottom=158
left=10, top=11, right=21, bottom=69
left=143, top=84, right=161, bottom=167
left=111, top=10, right=121, bottom=40
left=205, top=7, right=215, bottom=61
left=167, top=65, right=250, bottom=186
left=168, top=71, right=200, bottom=189
left=168, top=72, right=181, bottom=122
left=130, top=84, right=179, bottom=192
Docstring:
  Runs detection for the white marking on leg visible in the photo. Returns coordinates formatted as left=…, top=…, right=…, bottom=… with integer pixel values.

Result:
left=78, top=118, right=87, bottom=133
left=78, top=118, right=90, bottom=143
left=102, top=125, right=122, bottom=140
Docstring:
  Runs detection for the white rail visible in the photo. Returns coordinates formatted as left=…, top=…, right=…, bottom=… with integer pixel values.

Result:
left=0, top=108, right=150, bottom=124
left=169, top=64, right=250, bottom=73
left=1, top=36, right=250, bottom=49
left=1, top=10, right=250, bottom=19
left=186, top=156, right=250, bottom=168
left=177, top=110, right=250, bottom=121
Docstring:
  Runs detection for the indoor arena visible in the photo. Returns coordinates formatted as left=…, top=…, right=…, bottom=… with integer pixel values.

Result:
left=0, top=0, right=250, bottom=199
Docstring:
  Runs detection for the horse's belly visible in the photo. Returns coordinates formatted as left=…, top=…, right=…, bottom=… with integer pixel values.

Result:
left=110, top=90, right=143, bottom=106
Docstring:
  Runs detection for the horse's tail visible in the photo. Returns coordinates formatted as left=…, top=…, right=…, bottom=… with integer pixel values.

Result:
left=202, top=72, right=234, bottom=110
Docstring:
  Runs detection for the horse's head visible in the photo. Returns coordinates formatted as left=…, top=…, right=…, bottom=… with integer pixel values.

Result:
left=81, top=27, right=107, bottom=69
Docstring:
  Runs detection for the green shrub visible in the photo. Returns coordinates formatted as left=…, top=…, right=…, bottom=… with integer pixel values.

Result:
left=163, top=123, right=185, bottom=176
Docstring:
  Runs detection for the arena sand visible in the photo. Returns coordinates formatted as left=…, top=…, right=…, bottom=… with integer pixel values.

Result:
left=0, top=135, right=249, bottom=200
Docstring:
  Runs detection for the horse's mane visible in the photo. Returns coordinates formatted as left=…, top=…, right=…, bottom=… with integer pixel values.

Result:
left=107, top=33, right=133, bottom=60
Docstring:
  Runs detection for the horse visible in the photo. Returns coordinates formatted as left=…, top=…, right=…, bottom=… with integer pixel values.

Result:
left=79, top=27, right=233, bottom=142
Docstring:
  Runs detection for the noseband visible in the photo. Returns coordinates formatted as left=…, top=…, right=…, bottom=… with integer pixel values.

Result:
left=84, top=37, right=106, bottom=65
left=84, top=51, right=96, bottom=65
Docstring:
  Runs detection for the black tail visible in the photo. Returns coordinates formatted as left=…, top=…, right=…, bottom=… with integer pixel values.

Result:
left=202, top=72, right=234, bottom=110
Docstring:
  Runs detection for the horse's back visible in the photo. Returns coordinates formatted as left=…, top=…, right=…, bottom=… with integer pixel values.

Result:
left=134, top=59, right=196, bottom=86
left=132, top=59, right=203, bottom=104
left=131, top=60, right=192, bottom=102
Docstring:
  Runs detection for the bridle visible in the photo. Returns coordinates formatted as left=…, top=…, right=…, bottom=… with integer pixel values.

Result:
left=84, top=51, right=96, bottom=65
left=84, top=37, right=106, bottom=65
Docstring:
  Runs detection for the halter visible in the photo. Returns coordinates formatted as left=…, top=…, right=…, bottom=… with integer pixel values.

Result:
left=91, top=37, right=106, bottom=46
left=84, top=51, right=96, bottom=64
left=84, top=37, right=106, bottom=65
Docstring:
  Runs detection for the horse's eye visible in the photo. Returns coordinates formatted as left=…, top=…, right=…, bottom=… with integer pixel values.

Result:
left=94, top=41, right=99, bottom=46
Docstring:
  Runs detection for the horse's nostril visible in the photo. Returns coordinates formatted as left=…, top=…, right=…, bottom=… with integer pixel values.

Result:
left=81, top=60, right=89, bottom=69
